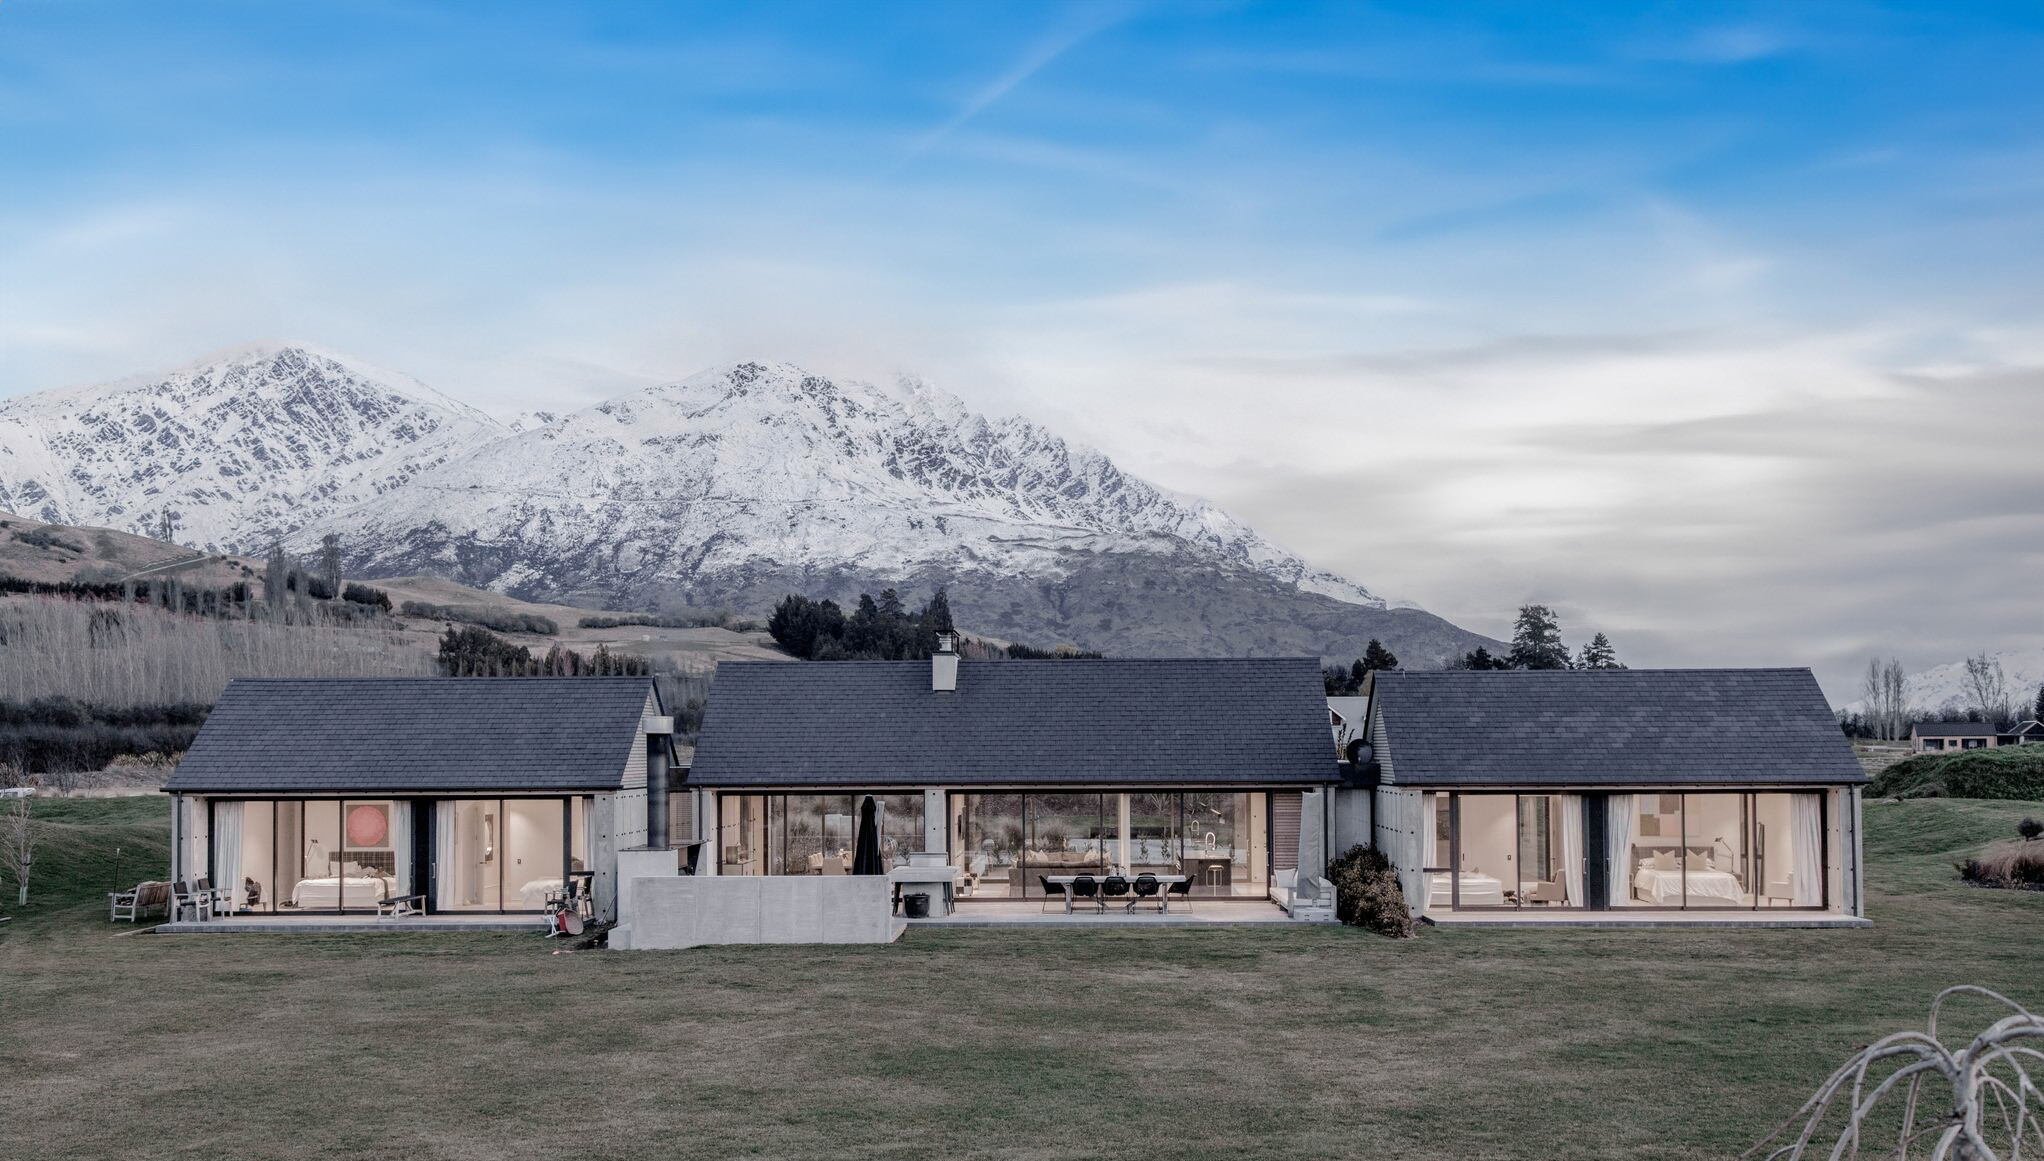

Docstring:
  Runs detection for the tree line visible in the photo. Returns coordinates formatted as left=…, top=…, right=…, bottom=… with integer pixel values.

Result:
left=767, top=589, right=1102, bottom=661
left=1323, top=639, right=1398, bottom=695
left=1454, top=605, right=1624, bottom=671
left=1844, top=652, right=2044, bottom=740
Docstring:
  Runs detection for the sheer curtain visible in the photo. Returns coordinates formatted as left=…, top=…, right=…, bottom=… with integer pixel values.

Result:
left=214, top=801, right=244, bottom=911
left=1604, top=795, right=1635, bottom=907
left=434, top=801, right=457, bottom=908
left=1792, top=793, right=1823, bottom=907
left=391, top=804, right=413, bottom=897
left=1558, top=795, right=1584, bottom=906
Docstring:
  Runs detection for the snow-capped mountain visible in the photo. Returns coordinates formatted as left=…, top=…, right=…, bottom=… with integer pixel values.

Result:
left=0, top=343, right=501, bottom=549
left=306, top=361, right=1384, bottom=608
left=1845, top=647, right=2044, bottom=719
left=0, top=347, right=1493, bottom=662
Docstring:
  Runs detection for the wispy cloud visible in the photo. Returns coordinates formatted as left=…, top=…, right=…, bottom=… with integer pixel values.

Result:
left=901, top=4, right=1134, bottom=163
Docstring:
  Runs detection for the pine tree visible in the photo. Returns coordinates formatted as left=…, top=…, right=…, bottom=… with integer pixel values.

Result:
left=1361, top=638, right=1398, bottom=672
left=1507, top=604, right=1569, bottom=670
left=1460, top=646, right=1504, bottom=670
left=2033, top=683, right=2044, bottom=723
left=923, top=587, right=955, bottom=634
left=1575, top=631, right=1622, bottom=670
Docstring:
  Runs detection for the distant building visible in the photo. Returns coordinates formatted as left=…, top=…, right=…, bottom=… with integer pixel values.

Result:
left=1910, top=721, right=2003, bottom=753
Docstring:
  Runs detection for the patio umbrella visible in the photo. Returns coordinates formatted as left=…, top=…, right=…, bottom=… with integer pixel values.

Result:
left=851, top=795, right=885, bottom=875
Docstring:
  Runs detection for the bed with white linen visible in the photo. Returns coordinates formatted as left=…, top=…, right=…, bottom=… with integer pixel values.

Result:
left=517, top=878, right=565, bottom=910
left=290, top=875, right=393, bottom=909
left=1632, top=865, right=1744, bottom=907
left=1428, top=871, right=1507, bottom=908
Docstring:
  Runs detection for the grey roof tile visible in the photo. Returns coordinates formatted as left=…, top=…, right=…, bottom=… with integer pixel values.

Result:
left=1368, top=668, right=1866, bottom=786
left=165, top=677, right=655, bottom=794
left=689, top=658, right=1338, bottom=786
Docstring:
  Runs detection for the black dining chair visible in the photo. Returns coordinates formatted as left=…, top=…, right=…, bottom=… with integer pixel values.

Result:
left=1039, top=875, right=1068, bottom=913
left=1067, top=874, right=1100, bottom=914
left=1130, top=873, right=1162, bottom=913
left=1164, top=877, right=1193, bottom=913
left=1099, top=874, right=1130, bottom=913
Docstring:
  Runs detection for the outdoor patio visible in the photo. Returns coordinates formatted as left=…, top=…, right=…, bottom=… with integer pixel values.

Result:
left=910, top=900, right=1299, bottom=928
left=155, top=914, right=543, bottom=934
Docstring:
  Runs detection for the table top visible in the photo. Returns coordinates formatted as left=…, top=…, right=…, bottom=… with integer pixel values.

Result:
left=887, top=865, right=960, bottom=882
left=1044, top=873, right=1191, bottom=885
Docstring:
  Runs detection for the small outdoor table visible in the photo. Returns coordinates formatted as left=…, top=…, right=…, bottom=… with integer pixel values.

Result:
left=886, top=865, right=960, bottom=916
left=1045, top=874, right=1192, bottom=914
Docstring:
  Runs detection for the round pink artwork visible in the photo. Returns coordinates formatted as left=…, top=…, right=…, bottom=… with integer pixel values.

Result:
left=346, top=804, right=389, bottom=848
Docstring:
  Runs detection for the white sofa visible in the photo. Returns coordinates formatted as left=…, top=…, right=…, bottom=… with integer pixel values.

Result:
left=1270, top=869, right=1337, bottom=921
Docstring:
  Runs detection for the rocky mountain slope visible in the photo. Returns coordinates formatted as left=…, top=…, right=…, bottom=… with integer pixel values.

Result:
left=1, top=348, right=1495, bottom=664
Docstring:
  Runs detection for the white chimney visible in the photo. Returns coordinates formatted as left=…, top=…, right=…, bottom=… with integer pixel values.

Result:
left=932, top=630, right=959, bottom=693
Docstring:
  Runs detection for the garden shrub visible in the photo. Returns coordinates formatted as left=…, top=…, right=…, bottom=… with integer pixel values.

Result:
left=1325, top=844, right=1415, bottom=938
left=1957, top=845, right=2044, bottom=891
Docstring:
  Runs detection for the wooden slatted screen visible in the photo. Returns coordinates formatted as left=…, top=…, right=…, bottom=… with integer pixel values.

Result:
left=1272, top=791, right=1302, bottom=871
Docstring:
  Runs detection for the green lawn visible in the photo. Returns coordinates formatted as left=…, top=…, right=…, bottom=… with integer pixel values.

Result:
left=2, top=798, right=2039, bottom=1161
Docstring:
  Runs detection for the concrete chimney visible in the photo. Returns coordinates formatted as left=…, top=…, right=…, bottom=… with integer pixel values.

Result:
left=932, top=630, right=959, bottom=693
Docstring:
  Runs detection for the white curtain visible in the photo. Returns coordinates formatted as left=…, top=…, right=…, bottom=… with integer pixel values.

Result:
left=391, top=803, right=413, bottom=896
left=1792, top=793, right=1823, bottom=906
left=1558, top=794, right=1584, bottom=906
left=434, top=801, right=457, bottom=908
left=214, top=801, right=244, bottom=910
left=1605, top=795, right=1636, bottom=908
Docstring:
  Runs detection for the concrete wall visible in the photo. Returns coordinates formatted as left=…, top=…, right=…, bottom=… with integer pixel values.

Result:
left=1329, top=786, right=1372, bottom=857
left=1372, top=787, right=1429, bottom=919
left=612, top=873, right=903, bottom=950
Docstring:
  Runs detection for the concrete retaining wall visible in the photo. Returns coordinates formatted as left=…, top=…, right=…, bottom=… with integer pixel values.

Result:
left=611, top=873, right=904, bottom=950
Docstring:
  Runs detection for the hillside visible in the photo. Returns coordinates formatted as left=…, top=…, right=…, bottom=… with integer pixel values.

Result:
left=1868, top=745, right=2044, bottom=801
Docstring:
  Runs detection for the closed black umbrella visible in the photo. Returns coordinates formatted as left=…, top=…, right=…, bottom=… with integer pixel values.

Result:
left=851, top=795, right=885, bottom=875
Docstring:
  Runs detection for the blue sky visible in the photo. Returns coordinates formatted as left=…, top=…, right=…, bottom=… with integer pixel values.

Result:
left=3, top=1, right=2042, bottom=691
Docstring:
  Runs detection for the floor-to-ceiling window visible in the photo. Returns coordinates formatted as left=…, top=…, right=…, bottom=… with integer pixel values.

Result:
left=1430, top=793, right=1586, bottom=910
left=216, top=798, right=407, bottom=913
left=949, top=791, right=1276, bottom=900
left=1614, top=792, right=1827, bottom=910
left=716, top=793, right=927, bottom=877
left=435, top=797, right=585, bottom=913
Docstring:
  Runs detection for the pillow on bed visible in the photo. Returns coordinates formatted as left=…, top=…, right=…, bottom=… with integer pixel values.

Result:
left=1651, top=851, right=1676, bottom=872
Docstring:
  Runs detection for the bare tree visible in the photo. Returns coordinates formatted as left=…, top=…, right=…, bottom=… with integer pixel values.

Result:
left=318, top=532, right=342, bottom=599
left=1962, top=654, right=2015, bottom=730
left=1861, top=658, right=1913, bottom=741
left=1, top=768, right=36, bottom=908
left=1749, top=986, right=2044, bottom=1161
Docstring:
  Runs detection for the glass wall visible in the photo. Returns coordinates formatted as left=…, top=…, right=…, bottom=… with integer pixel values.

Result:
left=1611, top=791, right=1826, bottom=910
left=716, top=793, right=927, bottom=877
left=1429, top=793, right=1583, bottom=910
left=950, top=791, right=1275, bottom=900
left=217, top=798, right=406, bottom=913
left=436, top=797, right=590, bottom=913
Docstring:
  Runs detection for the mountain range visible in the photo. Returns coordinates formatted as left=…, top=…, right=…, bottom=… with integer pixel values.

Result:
left=0, top=343, right=1494, bottom=663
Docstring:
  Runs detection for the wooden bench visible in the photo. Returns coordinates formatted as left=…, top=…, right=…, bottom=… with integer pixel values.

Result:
left=376, top=893, right=426, bottom=919
left=108, top=881, right=172, bottom=923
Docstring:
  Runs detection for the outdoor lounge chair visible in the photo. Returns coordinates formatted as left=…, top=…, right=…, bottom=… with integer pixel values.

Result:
left=170, top=880, right=212, bottom=923
left=1038, top=875, right=1067, bottom=913
left=1164, top=877, right=1193, bottom=912
left=1067, top=874, right=1099, bottom=913
left=1130, top=873, right=1162, bottom=913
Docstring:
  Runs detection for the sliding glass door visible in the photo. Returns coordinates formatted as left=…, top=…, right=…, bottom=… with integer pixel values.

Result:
left=948, top=791, right=1275, bottom=900
left=714, top=793, right=927, bottom=877
left=213, top=798, right=407, bottom=913
left=1429, top=793, right=1586, bottom=911
left=434, top=797, right=591, bottom=913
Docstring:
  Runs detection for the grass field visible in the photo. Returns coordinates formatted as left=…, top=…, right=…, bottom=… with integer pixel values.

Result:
left=2, top=797, right=2040, bottom=1161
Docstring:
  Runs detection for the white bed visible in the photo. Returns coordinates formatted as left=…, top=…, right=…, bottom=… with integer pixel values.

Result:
left=517, top=878, right=565, bottom=910
left=1633, top=865, right=1744, bottom=907
left=290, top=875, right=392, bottom=910
left=1428, top=871, right=1507, bottom=908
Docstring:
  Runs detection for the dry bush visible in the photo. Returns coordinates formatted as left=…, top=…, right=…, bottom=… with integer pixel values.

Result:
left=0, top=596, right=436, bottom=705
left=1957, top=845, right=2044, bottom=891
left=1750, top=986, right=2044, bottom=1160
left=1325, top=844, right=1416, bottom=938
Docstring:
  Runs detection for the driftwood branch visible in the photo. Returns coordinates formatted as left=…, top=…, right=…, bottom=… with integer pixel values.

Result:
left=1750, top=987, right=2044, bottom=1161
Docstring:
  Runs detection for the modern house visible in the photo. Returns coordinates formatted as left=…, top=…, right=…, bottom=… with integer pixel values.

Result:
left=1357, top=668, right=1869, bottom=925
left=1910, top=721, right=2005, bottom=752
left=680, top=643, right=1351, bottom=909
left=164, top=677, right=676, bottom=923
left=2008, top=720, right=2044, bottom=745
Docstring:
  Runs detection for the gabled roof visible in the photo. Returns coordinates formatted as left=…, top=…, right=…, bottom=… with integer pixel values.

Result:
left=1910, top=721, right=2002, bottom=737
left=1365, top=668, right=1866, bottom=786
left=165, top=677, right=657, bottom=794
left=688, top=658, right=1338, bottom=787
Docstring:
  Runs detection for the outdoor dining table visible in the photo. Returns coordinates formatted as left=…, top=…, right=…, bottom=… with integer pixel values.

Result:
left=1044, top=874, right=1191, bottom=914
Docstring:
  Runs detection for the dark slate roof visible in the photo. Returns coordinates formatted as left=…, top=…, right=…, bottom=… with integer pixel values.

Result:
left=165, top=678, right=655, bottom=794
left=1367, top=668, right=1866, bottom=786
left=1910, top=721, right=2002, bottom=737
left=688, top=658, right=1338, bottom=787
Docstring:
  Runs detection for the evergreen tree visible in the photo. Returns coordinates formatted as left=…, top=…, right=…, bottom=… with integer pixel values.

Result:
left=1361, top=638, right=1398, bottom=672
left=1575, top=631, right=1622, bottom=670
left=1506, top=604, right=1569, bottom=670
left=877, top=588, right=904, bottom=618
left=1460, top=646, right=1506, bottom=670
left=262, top=544, right=289, bottom=622
left=922, top=587, right=955, bottom=634
left=2033, top=683, right=2044, bottom=722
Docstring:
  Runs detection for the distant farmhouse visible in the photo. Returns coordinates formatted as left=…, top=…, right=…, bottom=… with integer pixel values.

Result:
left=1910, top=719, right=2044, bottom=753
